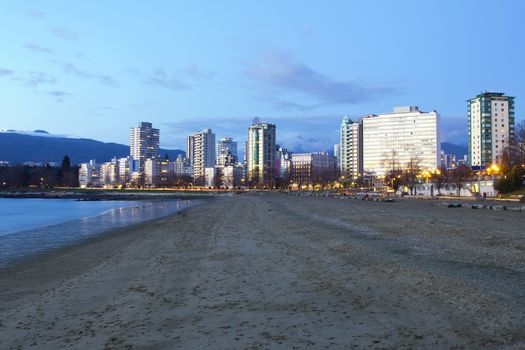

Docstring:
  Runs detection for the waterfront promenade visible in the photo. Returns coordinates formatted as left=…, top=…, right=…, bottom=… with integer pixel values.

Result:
left=1, top=193, right=524, bottom=349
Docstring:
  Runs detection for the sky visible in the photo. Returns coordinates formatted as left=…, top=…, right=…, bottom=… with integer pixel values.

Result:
left=1, top=0, right=524, bottom=152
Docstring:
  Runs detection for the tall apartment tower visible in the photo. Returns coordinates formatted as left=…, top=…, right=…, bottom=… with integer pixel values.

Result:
left=468, top=92, right=515, bottom=167
left=216, top=137, right=238, bottom=166
left=362, top=106, right=440, bottom=176
left=339, top=116, right=363, bottom=178
left=130, top=122, right=160, bottom=175
left=130, top=122, right=160, bottom=160
left=247, top=122, right=276, bottom=187
left=192, top=129, right=216, bottom=180
left=186, top=135, right=195, bottom=165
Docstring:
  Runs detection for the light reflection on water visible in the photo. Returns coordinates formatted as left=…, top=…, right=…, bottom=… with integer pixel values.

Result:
left=0, top=200, right=198, bottom=268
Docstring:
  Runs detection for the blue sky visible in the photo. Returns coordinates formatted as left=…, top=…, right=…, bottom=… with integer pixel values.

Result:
left=1, top=0, right=524, bottom=152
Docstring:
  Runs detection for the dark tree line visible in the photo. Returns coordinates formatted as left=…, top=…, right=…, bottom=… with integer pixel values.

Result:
left=495, top=121, right=525, bottom=193
left=0, top=156, right=79, bottom=188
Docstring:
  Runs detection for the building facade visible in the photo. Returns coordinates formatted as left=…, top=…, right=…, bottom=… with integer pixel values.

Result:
left=247, top=122, right=276, bottom=187
left=174, top=154, right=194, bottom=177
left=130, top=122, right=160, bottom=164
left=145, top=158, right=175, bottom=187
left=362, top=106, right=440, bottom=176
left=216, top=137, right=238, bottom=166
left=100, top=158, right=119, bottom=187
left=468, top=92, right=515, bottom=167
left=79, top=160, right=99, bottom=188
left=333, top=144, right=341, bottom=170
left=291, top=152, right=336, bottom=185
left=222, top=165, right=243, bottom=189
left=339, top=116, right=363, bottom=178
left=276, top=147, right=293, bottom=181
left=186, top=135, right=195, bottom=166
left=192, top=129, right=216, bottom=181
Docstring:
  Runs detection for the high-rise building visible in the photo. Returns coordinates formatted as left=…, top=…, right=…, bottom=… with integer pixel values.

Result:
left=333, top=144, right=341, bottom=170
left=291, top=152, right=336, bottom=184
left=130, top=122, right=160, bottom=162
left=276, top=147, right=293, bottom=180
left=362, top=106, right=440, bottom=176
left=247, top=122, right=276, bottom=187
left=339, top=116, right=363, bottom=178
left=186, top=135, right=195, bottom=166
left=192, top=129, right=216, bottom=181
left=468, top=92, right=515, bottom=167
left=117, top=157, right=131, bottom=186
left=216, top=137, right=238, bottom=166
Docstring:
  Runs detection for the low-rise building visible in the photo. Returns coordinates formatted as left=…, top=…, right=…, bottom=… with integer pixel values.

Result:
left=145, top=158, right=175, bottom=187
left=79, top=160, right=100, bottom=188
left=291, top=152, right=336, bottom=185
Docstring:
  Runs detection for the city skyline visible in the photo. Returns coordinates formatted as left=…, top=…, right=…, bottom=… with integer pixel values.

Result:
left=1, top=1, right=524, bottom=152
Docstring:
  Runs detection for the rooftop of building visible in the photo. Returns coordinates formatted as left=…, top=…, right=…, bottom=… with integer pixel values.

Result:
left=467, top=92, right=514, bottom=101
left=362, top=106, right=438, bottom=118
left=249, top=122, right=276, bottom=128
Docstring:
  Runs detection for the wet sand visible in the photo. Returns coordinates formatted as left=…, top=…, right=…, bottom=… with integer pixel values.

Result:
left=1, top=193, right=524, bottom=349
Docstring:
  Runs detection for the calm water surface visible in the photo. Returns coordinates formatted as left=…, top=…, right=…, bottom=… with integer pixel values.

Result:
left=0, top=198, right=198, bottom=267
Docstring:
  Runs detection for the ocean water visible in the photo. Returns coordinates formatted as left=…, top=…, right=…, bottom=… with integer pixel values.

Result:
left=0, top=198, right=197, bottom=267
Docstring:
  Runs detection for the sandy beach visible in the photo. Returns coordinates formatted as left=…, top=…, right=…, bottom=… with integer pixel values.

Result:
left=1, top=193, right=524, bottom=349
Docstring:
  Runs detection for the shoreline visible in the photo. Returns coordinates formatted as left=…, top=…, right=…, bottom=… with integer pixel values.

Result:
left=0, top=189, right=226, bottom=201
left=1, top=193, right=523, bottom=348
left=0, top=206, right=200, bottom=309
left=0, top=197, right=210, bottom=270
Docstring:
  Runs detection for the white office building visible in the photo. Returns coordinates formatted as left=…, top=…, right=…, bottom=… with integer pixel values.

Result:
left=362, top=106, right=440, bottom=176
left=192, top=129, right=216, bottom=181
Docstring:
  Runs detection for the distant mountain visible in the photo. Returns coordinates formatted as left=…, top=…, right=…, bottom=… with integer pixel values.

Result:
left=441, top=142, right=468, bottom=158
left=0, top=132, right=184, bottom=165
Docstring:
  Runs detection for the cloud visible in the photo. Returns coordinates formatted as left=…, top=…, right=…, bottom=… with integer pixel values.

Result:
left=247, top=51, right=397, bottom=110
left=0, top=68, right=14, bottom=77
left=49, top=27, right=77, bottom=41
left=59, top=61, right=91, bottom=78
left=96, top=75, right=119, bottom=87
left=159, top=114, right=343, bottom=153
left=1, top=68, right=56, bottom=87
left=44, top=90, right=71, bottom=102
left=0, top=67, right=70, bottom=101
left=142, top=69, right=189, bottom=91
left=126, top=67, right=141, bottom=76
left=24, top=9, right=46, bottom=20
left=184, top=64, right=215, bottom=80
left=15, top=71, right=57, bottom=87
left=25, top=43, right=55, bottom=55
left=54, top=61, right=119, bottom=87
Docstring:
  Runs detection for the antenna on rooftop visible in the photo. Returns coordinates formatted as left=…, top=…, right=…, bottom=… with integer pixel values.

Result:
left=252, top=116, right=260, bottom=125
